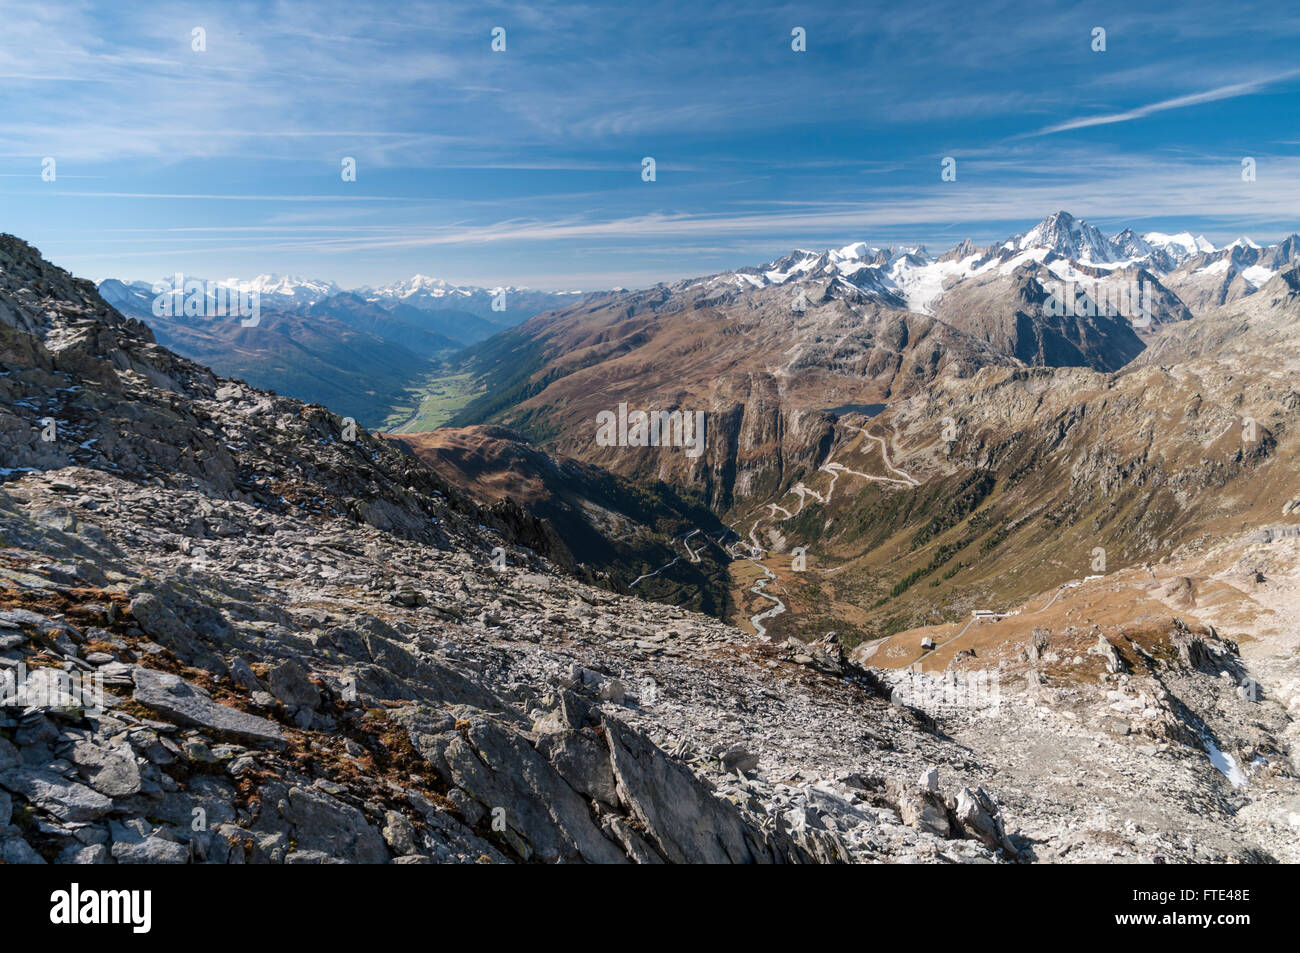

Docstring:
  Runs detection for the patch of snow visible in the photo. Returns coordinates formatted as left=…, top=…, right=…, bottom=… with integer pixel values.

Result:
left=1203, top=736, right=1247, bottom=788
left=1241, top=265, right=1276, bottom=287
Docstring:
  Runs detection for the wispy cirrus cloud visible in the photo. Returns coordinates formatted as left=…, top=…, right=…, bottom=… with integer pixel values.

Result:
left=1026, top=70, right=1300, bottom=137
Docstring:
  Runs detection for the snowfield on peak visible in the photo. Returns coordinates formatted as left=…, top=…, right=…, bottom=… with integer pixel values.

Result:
left=1143, top=231, right=1217, bottom=257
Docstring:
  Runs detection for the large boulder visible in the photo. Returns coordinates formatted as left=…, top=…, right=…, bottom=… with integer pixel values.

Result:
left=601, top=715, right=809, bottom=863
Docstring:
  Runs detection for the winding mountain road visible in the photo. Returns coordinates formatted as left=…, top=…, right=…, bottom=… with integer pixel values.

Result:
left=630, top=422, right=921, bottom=638
left=746, top=561, right=787, bottom=638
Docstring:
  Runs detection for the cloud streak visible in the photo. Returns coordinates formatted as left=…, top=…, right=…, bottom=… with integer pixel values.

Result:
left=1027, top=71, right=1300, bottom=137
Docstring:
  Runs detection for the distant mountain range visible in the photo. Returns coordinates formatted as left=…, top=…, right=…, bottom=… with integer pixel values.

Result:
left=443, top=211, right=1278, bottom=468
left=688, top=211, right=1299, bottom=317
left=99, top=274, right=591, bottom=426
left=98, top=210, right=1300, bottom=330
left=93, top=210, right=1300, bottom=442
left=99, top=273, right=585, bottom=336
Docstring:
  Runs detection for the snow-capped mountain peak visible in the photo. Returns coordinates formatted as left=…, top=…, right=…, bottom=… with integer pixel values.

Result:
left=214, top=274, right=341, bottom=307
left=1014, top=211, right=1117, bottom=263
left=677, top=211, right=1300, bottom=320
left=373, top=274, right=468, bottom=301
left=1109, top=228, right=1154, bottom=259
left=832, top=241, right=876, bottom=261
left=1141, top=231, right=1217, bottom=260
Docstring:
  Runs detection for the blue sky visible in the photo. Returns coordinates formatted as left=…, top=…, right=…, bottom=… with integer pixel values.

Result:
left=3, top=0, right=1300, bottom=289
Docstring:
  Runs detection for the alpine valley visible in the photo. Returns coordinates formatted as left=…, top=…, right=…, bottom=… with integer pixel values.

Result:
left=1, top=210, right=1297, bottom=865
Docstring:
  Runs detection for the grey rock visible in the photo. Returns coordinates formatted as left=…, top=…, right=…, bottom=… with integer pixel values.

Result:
left=598, top=678, right=626, bottom=705
left=434, top=713, right=627, bottom=864
left=267, top=659, right=320, bottom=710
left=719, top=743, right=760, bottom=775
left=132, top=668, right=285, bottom=747
left=602, top=716, right=809, bottom=863
left=111, top=832, right=191, bottom=864
left=889, top=779, right=951, bottom=838
left=599, top=812, right=664, bottom=864
left=70, top=740, right=142, bottom=797
left=536, top=728, right=619, bottom=806
left=382, top=810, right=417, bottom=855
left=127, top=728, right=174, bottom=765
left=57, top=843, right=109, bottom=864
left=284, top=849, right=343, bottom=864
left=1088, top=634, right=1126, bottom=674
left=0, top=766, right=113, bottom=821
left=228, top=657, right=264, bottom=692
left=183, top=738, right=216, bottom=763
left=127, top=591, right=228, bottom=675
left=261, top=784, right=389, bottom=864
left=953, top=786, right=1012, bottom=852
left=0, top=835, right=46, bottom=864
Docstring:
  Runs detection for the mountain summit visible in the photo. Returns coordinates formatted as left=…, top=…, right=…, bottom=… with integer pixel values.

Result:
left=1012, top=210, right=1117, bottom=262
